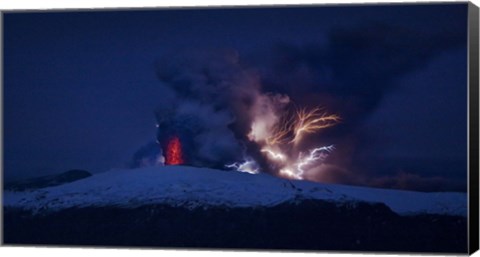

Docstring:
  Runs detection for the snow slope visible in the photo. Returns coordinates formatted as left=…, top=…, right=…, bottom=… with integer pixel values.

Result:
left=3, top=166, right=467, bottom=216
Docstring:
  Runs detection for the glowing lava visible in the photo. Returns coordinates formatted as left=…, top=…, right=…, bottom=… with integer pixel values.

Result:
left=165, top=136, right=184, bottom=165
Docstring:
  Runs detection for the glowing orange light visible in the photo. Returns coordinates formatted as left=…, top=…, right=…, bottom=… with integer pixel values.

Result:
left=291, top=108, right=340, bottom=144
left=264, top=107, right=340, bottom=146
left=165, top=136, right=184, bottom=165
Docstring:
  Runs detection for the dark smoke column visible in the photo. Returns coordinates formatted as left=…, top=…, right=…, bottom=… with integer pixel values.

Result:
left=154, top=50, right=260, bottom=170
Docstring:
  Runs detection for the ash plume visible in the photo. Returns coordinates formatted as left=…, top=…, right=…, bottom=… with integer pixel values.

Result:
left=255, top=23, right=467, bottom=190
left=152, top=49, right=273, bottom=170
left=131, top=21, right=466, bottom=192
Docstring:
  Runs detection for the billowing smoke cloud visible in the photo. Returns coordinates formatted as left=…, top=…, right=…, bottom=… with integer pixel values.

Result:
left=150, top=48, right=339, bottom=176
left=152, top=49, right=280, bottom=171
left=254, top=23, right=467, bottom=191
left=132, top=22, right=466, bottom=192
left=261, top=23, right=466, bottom=121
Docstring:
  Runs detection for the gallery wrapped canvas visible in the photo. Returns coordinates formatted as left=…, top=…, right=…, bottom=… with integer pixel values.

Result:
left=2, top=2, right=479, bottom=254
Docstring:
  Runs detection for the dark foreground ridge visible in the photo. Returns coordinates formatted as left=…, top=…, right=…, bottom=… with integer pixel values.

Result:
left=4, top=170, right=92, bottom=192
left=3, top=199, right=467, bottom=253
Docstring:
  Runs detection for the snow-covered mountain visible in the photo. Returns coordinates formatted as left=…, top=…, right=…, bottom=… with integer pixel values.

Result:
left=3, top=166, right=467, bottom=217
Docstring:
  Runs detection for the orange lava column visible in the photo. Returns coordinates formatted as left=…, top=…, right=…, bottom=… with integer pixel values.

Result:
left=165, top=136, right=184, bottom=165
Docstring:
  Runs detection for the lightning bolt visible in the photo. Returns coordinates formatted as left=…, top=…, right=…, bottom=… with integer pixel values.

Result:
left=243, top=103, right=340, bottom=181
left=225, top=160, right=259, bottom=174
left=296, top=145, right=335, bottom=177
left=279, top=168, right=302, bottom=180
left=261, top=148, right=287, bottom=161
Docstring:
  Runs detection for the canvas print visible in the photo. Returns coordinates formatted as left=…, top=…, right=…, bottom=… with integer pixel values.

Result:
left=2, top=3, right=478, bottom=254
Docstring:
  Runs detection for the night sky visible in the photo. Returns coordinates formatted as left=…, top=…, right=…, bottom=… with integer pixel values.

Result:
left=3, top=4, right=468, bottom=191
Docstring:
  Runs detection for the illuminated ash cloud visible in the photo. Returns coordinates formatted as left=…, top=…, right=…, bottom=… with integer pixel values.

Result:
left=130, top=21, right=467, bottom=191
left=150, top=49, right=341, bottom=182
left=246, top=99, right=341, bottom=179
left=251, top=23, right=468, bottom=189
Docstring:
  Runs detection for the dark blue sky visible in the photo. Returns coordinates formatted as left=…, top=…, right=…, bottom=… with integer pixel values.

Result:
left=3, top=4, right=469, bottom=191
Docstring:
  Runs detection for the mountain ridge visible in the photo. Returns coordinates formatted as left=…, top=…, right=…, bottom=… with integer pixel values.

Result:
left=3, top=166, right=467, bottom=217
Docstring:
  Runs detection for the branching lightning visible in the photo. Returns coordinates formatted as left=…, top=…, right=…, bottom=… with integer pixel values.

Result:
left=264, top=107, right=340, bottom=146
left=265, top=113, right=296, bottom=145
left=295, top=145, right=335, bottom=176
left=291, top=108, right=341, bottom=144
left=234, top=100, right=340, bottom=181
left=263, top=106, right=339, bottom=180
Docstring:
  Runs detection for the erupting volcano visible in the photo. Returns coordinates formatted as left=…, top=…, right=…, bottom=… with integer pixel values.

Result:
left=150, top=49, right=345, bottom=181
left=165, top=136, right=184, bottom=165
